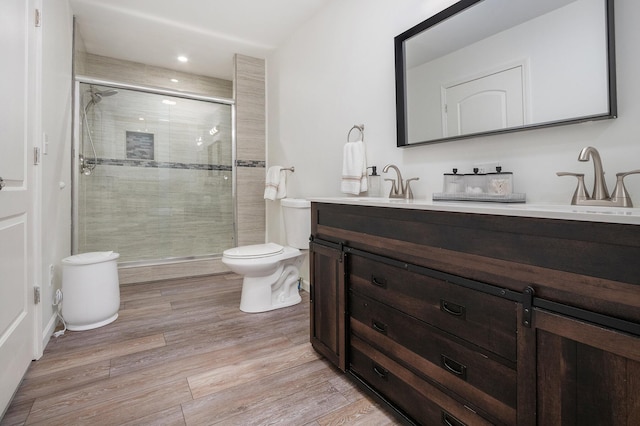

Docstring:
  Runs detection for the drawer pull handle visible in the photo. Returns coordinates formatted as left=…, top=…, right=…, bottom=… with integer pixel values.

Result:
left=441, top=354, right=467, bottom=380
left=372, top=320, right=387, bottom=334
left=371, top=275, right=387, bottom=288
left=442, top=411, right=466, bottom=426
left=372, top=364, right=388, bottom=380
left=440, top=299, right=466, bottom=319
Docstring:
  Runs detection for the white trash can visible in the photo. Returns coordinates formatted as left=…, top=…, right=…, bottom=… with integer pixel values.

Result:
left=61, top=251, right=120, bottom=331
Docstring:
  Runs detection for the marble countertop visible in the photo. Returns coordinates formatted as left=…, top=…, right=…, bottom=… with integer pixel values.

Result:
left=308, top=197, right=640, bottom=225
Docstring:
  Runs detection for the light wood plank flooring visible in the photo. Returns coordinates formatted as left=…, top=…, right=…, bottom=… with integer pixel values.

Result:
left=1, top=274, right=399, bottom=425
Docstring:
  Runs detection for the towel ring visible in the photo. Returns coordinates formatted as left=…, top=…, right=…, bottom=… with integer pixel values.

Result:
left=347, top=124, right=365, bottom=142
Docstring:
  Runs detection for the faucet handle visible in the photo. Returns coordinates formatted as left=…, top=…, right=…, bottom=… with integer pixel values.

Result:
left=384, top=178, right=397, bottom=197
left=611, top=169, right=640, bottom=207
left=557, top=172, right=589, bottom=205
left=404, top=177, right=419, bottom=200
left=616, top=169, right=640, bottom=178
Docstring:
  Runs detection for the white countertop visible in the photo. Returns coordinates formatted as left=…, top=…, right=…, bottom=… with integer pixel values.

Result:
left=308, top=197, right=640, bottom=225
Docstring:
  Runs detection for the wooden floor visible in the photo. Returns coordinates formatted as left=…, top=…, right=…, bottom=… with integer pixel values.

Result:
left=1, top=274, right=398, bottom=426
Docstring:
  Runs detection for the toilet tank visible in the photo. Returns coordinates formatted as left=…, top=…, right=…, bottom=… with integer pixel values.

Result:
left=281, top=198, right=311, bottom=249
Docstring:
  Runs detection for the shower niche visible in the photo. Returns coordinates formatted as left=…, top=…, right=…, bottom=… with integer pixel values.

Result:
left=126, top=131, right=155, bottom=160
left=74, top=82, right=234, bottom=264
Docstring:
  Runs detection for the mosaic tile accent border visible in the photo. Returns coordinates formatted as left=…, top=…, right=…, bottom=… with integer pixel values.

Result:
left=96, top=158, right=232, bottom=171
left=236, top=160, right=265, bottom=168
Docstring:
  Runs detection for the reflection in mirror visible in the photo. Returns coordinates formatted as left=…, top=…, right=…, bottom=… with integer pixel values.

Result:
left=395, top=0, right=616, bottom=147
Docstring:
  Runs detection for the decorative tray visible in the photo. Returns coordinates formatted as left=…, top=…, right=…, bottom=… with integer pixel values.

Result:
left=432, top=192, right=527, bottom=203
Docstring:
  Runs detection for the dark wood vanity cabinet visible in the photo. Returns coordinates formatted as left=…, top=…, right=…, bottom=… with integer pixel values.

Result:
left=518, top=308, right=640, bottom=426
left=348, top=256, right=517, bottom=425
left=309, top=240, right=347, bottom=372
left=309, top=202, right=640, bottom=425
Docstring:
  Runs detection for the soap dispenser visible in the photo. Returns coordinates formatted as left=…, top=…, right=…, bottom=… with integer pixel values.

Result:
left=367, top=166, right=383, bottom=197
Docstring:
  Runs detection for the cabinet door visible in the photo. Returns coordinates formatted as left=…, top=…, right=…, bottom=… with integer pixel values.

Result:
left=519, top=308, right=640, bottom=425
left=310, top=242, right=346, bottom=371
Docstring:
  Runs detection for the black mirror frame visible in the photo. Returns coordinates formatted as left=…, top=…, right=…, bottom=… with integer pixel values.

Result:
left=395, top=0, right=617, bottom=148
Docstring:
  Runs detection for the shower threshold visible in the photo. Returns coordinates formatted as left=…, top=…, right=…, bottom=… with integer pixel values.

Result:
left=117, top=255, right=230, bottom=285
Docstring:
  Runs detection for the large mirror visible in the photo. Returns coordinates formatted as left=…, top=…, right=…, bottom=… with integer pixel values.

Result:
left=395, top=0, right=616, bottom=147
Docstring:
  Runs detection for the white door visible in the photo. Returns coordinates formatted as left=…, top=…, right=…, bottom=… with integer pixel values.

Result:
left=0, top=0, right=37, bottom=415
left=443, top=66, right=525, bottom=137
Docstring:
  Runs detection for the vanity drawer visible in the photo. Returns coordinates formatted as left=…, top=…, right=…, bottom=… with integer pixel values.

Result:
left=349, top=254, right=517, bottom=361
left=350, top=335, right=494, bottom=426
left=350, top=291, right=517, bottom=412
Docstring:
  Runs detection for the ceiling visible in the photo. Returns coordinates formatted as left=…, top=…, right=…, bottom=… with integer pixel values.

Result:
left=69, top=0, right=334, bottom=81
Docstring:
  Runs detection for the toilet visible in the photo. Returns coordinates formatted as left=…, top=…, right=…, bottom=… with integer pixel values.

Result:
left=222, top=198, right=310, bottom=313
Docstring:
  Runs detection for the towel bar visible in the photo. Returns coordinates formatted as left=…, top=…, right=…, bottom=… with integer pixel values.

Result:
left=347, top=124, right=365, bottom=142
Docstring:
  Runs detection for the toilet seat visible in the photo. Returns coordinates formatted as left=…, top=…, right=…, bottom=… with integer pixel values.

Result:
left=223, top=242, right=284, bottom=259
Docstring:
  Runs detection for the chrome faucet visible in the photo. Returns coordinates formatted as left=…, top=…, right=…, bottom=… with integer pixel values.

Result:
left=557, top=146, right=640, bottom=207
left=382, top=164, right=419, bottom=199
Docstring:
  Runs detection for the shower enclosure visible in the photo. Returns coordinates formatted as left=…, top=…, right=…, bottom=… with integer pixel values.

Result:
left=73, top=80, right=235, bottom=264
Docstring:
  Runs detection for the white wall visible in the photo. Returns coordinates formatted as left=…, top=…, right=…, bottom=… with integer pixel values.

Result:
left=40, top=0, right=73, bottom=345
left=266, top=0, right=640, bottom=247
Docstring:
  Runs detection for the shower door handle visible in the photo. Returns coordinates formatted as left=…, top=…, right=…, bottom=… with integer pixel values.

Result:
left=0, top=177, right=4, bottom=191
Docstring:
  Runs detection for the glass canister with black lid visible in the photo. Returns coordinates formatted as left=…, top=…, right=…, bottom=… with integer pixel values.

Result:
left=443, top=168, right=464, bottom=193
left=464, top=168, right=487, bottom=194
left=486, top=166, right=513, bottom=195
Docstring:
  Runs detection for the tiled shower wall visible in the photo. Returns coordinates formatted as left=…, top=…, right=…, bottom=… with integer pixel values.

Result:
left=74, top=47, right=266, bottom=282
left=80, top=53, right=233, bottom=99
left=77, top=85, right=234, bottom=263
left=234, top=54, right=266, bottom=247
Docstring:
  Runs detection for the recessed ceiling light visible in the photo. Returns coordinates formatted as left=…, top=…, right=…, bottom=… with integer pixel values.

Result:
left=170, top=78, right=179, bottom=83
left=162, top=99, right=176, bottom=106
left=177, top=56, right=188, bottom=63
left=139, top=117, right=145, bottom=121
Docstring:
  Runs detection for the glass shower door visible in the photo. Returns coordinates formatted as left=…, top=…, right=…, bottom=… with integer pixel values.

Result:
left=76, top=83, right=234, bottom=263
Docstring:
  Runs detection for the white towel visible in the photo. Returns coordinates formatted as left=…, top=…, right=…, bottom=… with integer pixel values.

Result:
left=340, top=140, right=368, bottom=195
left=264, top=166, right=287, bottom=200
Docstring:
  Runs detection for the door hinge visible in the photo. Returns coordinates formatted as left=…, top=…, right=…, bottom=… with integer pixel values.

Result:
left=34, top=286, right=41, bottom=304
left=522, top=286, right=535, bottom=328
left=34, top=147, right=40, bottom=165
left=35, top=9, right=41, bottom=27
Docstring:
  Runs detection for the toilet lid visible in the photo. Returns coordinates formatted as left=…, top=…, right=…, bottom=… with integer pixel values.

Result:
left=223, top=243, right=284, bottom=259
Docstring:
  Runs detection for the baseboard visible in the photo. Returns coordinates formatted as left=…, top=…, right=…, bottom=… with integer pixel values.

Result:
left=300, top=278, right=310, bottom=293
left=41, top=312, right=59, bottom=358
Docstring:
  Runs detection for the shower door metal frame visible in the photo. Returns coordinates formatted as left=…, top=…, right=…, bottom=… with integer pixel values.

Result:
left=71, top=76, right=237, bottom=264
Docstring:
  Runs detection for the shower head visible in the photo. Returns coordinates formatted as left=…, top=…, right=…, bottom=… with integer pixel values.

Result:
left=81, top=86, right=118, bottom=176
left=89, top=88, right=118, bottom=104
